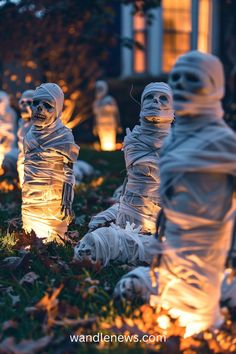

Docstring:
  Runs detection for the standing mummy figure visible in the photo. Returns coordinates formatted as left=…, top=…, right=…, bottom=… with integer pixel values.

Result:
left=22, top=83, right=80, bottom=242
left=93, top=80, right=121, bottom=151
left=0, top=90, right=17, bottom=176
left=17, top=90, right=34, bottom=186
left=115, top=51, right=236, bottom=337
left=74, top=82, right=174, bottom=265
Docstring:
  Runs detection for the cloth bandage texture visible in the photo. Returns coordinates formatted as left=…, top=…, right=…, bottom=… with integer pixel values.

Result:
left=22, top=116, right=79, bottom=239
left=154, top=112, right=236, bottom=337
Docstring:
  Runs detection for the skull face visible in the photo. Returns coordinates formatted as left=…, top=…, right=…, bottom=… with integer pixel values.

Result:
left=95, top=81, right=108, bottom=100
left=74, top=233, right=96, bottom=262
left=19, top=98, right=33, bottom=120
left=142, top=91, right=171, bottom=122
left=114, top=276, right=144, bottom=302
left=169, top=68, right=213, bottom=102
left=31, top=98, right=56, bottom=129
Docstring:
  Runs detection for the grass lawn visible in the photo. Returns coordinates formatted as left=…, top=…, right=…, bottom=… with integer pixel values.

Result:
left=0, top=147, right=235, bottom=353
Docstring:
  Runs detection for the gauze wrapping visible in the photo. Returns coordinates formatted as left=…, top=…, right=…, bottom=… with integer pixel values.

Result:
left=117, top=83, right=173, bottom=233
left=87, top=184, right=123, bottom=231
left=75, top=82, right=173, bottom=265
left=22, top=85, right=79, bottom=240
left=88, top=203, right=119, bottom=231
left=115, top=267, right=236, bottom=309
left=74, top=223, right=158, bottom=267
left=169, top=51, right=224, bottom=118
left=0, top=91, right=17, bottom=172
left=151, top=113, right=236, bottom=337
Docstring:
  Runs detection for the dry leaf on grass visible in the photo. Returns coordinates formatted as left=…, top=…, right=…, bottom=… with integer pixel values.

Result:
left=1, top=252, right=30, bottom=271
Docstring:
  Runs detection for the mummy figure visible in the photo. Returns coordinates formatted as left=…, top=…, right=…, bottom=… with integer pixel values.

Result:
left=0, top=90, right=17, bottom=177
left=74, top=82, right=174, bottom=265
left=22, top=83, right=80, bottom=242
left=93, top=80, right=121, bottom=151
left=115, top=51, right=236, bottom=337
left=17, top=90, right=34, bottom=186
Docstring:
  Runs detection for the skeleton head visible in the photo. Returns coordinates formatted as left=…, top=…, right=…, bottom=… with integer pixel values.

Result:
left=95, top=80, right=108, bottom=100
left=74, top=233, right=97, bottom=262
left=113, top=276, right=144, bottom=302
left=31, top=98, right=57, bottom=129
left=140, top=82, right=174, bottom=122
left=168, top=51, right=224, bottom=117
left=19, top=89, right=34, bottom=120
left=0, top=91, right=10, bottom=115
left=142, top=91, right=172, bottom=123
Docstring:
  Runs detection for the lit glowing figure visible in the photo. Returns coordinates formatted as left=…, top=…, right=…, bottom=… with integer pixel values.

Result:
left=22, top=83, right=79, bottom=242
left=93, top=80, right=121, bottom=151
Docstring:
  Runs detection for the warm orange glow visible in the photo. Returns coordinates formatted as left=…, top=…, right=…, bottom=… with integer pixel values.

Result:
left=115, top=142, right=123, bottom=150
left=90, top=177, right=104, bottom=188
left=27, top=61, right=37, bottom=69
left=98, top=128, right=117, bottom=151
left=198, top=0, right=212, bottom=52
left=0, top=179, right=15, bottom=191
left=157, top=315, right=170, bottom=330
left=162, top=0, right=191, bottom=72
left=0, top=151, right=4, bottom=172
left=10, top=74, right=18, bottom=81
left=25, top=75, right=32, bottom=83
left=133, top=13, right=146, bottom=73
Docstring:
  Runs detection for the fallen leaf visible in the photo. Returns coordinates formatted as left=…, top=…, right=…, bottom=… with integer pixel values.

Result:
left=36, top=285, right=64, bottom=312
left=1, top=252, right=30, bottom=271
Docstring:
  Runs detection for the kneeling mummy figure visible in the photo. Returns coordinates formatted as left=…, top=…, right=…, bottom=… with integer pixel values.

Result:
left=22, top=83, right=80, bottom=242
left=74, top=82, right=174, bottom=265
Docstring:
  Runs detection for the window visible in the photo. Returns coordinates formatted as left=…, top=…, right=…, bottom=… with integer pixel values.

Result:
left=162, top=0, right=192, bottom=72
left=198, top=0, right=212, bottom=52
left=133, top=12, right=146, bottom=73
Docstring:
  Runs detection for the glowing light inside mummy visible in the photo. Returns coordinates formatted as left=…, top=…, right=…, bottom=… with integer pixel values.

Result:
left=98, top=130, right=116, bottom=151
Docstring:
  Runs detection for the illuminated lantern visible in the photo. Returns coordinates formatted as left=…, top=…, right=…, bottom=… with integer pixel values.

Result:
left=115, top=51, right=236, bottom=337
left=22, top=83, right=79, bottom=242
left=74, top=82, right=174, bottom=264
left=17, top=89, right=34, bottom=186
left=0, top=90, right=17, bottom=176
left=93, top=80, right=121, bottom=151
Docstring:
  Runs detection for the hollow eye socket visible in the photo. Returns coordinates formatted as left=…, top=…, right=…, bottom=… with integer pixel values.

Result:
left=43, top=102, right=54, bottom=110
left=20, top=100, right=32, bottom=106
left=144, top=93, right=154, bottom=100
left=159, top=95, right=168, bottom=103
left=185, top=73, right=199, bottom=82
left=32, top=99, right=40, bottom=107
left=171, top=73, right=180, bottom=81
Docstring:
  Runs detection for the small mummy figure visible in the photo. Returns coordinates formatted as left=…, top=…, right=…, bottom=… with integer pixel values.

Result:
left=93, top=80, right=121, bottom=151
left=17, top=90, right=34, bottom=186
left=74, top=82, right=174, bottom=265
left=0, top=90, right=17, bottom=176
left=22, top=83, right=80, bottom=242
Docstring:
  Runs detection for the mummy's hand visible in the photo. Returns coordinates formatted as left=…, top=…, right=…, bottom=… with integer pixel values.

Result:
left=61, top=182, right=74, bottom=222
